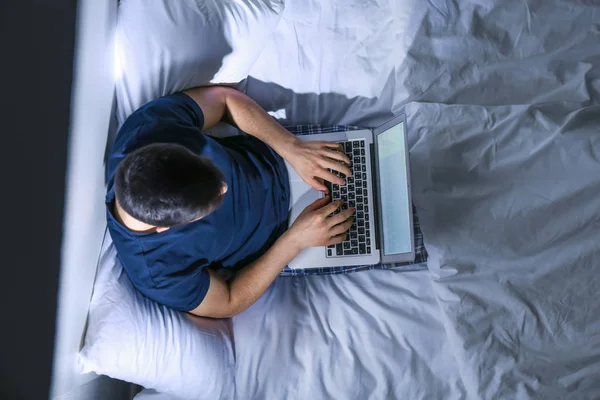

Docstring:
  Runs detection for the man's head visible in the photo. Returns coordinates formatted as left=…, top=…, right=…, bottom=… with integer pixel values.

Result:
left=114, top=143, right=227, bottom=232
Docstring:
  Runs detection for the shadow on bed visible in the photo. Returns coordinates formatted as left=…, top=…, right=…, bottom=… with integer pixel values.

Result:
left=238, top=76, right=398, bottom=129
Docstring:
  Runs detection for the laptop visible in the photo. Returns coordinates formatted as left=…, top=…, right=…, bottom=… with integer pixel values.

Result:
left=286, top=114, right=414, bottom=269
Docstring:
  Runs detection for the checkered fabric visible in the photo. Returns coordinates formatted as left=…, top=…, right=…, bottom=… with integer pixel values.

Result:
left=279, top=124, right=428, bottom=276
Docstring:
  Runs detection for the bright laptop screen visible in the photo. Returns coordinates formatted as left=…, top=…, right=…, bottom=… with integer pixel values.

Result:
left=376, top=122, right=412, bottom=255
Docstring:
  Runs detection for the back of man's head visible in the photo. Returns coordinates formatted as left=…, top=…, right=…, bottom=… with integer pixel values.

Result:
left=114, top=143, right=225, bottom=227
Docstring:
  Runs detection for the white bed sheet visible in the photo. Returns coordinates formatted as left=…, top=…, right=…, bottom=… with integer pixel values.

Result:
left=242, top=0, right=425, bottom=128
left=233, top=269, right=465, bottom=400
left=235, top=3, right=466, bottom=397
left=401, top=1, right=600, bottom=397
left=120, top=0, right=600, bottom=397
left=245, top=0, right=600, bottom=398
left=134, top=266, right=465, bottom=400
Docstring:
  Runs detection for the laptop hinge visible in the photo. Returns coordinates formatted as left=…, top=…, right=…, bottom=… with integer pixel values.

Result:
left=369, top=143, right=381, bottom=251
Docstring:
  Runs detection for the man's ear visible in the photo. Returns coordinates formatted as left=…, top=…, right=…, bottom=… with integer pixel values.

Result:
left=155, top=226, right=171, bottom=233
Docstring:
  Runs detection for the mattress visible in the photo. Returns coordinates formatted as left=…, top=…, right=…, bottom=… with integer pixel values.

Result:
left=118, top=0, right=600, bottom=398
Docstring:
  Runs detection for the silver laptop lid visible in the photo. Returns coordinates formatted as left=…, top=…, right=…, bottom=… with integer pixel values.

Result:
left=372, top=114, right=415, bottom=263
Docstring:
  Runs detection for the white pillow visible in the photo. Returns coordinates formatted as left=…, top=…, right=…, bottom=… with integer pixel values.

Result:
left=115, top=0, right=285, bottom=123
left=79, top=232, right=235, bottom=400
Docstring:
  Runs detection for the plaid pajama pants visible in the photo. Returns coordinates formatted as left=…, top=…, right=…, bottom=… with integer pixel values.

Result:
left=279, top=125, right=428, bottom=276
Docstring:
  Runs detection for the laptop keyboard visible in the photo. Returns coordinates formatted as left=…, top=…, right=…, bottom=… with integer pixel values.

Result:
left=326, top=139, right=372, bottom=257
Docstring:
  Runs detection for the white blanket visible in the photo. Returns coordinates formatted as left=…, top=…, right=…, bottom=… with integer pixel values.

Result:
left=243, top=0, right=424, bottom=127
left=233, top=269, right=465, bottom=399
left=243, top=0, right=600, bottom=398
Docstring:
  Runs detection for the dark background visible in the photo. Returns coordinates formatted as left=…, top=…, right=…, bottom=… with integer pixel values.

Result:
left=0, top=1, right=77, bottom=398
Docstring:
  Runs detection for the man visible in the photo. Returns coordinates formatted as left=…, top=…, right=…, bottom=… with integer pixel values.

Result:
left=106, top=86, right=355, bottom=318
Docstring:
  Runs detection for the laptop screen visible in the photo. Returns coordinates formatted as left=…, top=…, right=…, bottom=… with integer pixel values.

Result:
left=376, top=121, right=412, bottom=255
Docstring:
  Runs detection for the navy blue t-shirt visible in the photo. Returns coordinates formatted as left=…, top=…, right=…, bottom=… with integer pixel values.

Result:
left=106, top=93, right=290, bottom=311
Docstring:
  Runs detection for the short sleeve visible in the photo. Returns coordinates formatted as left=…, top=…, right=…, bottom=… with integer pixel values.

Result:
left=107, top=220, right=213, bottom=312
left=106, top=93, right=206, bottom=186
left=121, top=92, right=204, bottom=132
left=147, top=266, right=211, bottom=312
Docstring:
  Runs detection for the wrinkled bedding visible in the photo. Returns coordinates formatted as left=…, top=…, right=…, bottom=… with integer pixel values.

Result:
left=120, top=0, right=600, bottom=398
left=244, top=0, right=600, bottom=398
left=234, top=268, right=465, bottom=399
left=410, top=100, right=600, bottom=399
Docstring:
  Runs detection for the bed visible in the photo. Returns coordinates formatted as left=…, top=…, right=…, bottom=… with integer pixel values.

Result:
left=67, top=0, right=600, bottom=398
left=240, top=1, right=600, bottom=397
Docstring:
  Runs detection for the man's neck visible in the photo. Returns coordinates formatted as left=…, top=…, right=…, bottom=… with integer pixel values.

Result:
left=113, top=201, right=157, bottom=233
left=112, top=201, right=126, bottom=226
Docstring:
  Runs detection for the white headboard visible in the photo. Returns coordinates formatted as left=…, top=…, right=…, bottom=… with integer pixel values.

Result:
left=50, top=0, right=123, bottom=398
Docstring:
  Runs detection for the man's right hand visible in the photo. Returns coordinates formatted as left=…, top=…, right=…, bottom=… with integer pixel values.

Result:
left=189, top=196, right=354, bottom=318
left=285, top=196, right=355, bottom=251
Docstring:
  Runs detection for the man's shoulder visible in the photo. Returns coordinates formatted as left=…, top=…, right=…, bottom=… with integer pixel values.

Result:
left=106, top=212, right=214, bottom=272
left=106, top=216, right=213, bottom=311
left=120, top=93, right=203, bottom=134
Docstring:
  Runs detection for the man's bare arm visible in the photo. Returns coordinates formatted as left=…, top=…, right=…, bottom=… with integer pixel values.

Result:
left=183, top=86, right=351, bottom=192
left=190, top=231, right=299, bottom=319
left=189, top=197, right=355, bottom=318
left=184, top=86, right=297, bottom=155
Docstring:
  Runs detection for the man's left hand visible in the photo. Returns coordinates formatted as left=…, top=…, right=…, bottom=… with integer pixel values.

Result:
left=282, top=138, right=352, bottom=192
